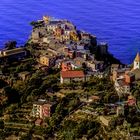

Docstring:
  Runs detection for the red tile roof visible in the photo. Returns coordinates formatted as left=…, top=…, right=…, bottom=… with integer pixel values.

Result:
left=61, top=70, right=85, bottom=78
left=90, top=96, right=100, bottom=100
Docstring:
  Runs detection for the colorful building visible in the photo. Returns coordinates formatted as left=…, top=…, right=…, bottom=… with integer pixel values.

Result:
left=54, top=27, right=63, bottom=38
left=112, top=68, right=130, bottom=82
left=70, top=31, right=79, bottom=42
left=61, top=61, right=72, bottom=71
left=125, top=72, right=135, bottom=84
left=61, top=60, right=81, bottom=71
left=60, top=70, right=85, bottom=84
left=39, top=55, right=56, bottom=67
left=32, top=100, right=56, bottom=119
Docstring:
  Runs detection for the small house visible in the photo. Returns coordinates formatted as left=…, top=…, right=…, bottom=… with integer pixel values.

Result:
left=18, top=71, right=31, bottom=81
left=32, top=100, right=56, bottom=119
left=39, top=55, right=56, bottom=67
left=60, top=70, right=85, bottom=84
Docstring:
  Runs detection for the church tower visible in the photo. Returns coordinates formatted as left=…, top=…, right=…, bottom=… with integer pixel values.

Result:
left=133, top=52, right=140, bottom=70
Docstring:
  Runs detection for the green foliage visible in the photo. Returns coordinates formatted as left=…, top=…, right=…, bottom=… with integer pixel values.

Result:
left=41, top=73, right=60, bottom=92
left=83, top=76, right=118, bottom=103
left=57, top=119, right=100, bottom=140
left=17, top=69, right=60, bottom=103
left=132, top=82, right=140, bottom=101
left=2, top=86, right=20, bottom=106
left=0, top=120, right=4, bottom=129
left=16, top=59, right=35, bottom=73
left=20, top=133, right=30, bottom=140
left=0, top=79, right=7, bottom=89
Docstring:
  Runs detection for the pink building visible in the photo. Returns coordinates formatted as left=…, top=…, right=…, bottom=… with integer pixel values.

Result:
left=32, top=100, right=56, bottom=119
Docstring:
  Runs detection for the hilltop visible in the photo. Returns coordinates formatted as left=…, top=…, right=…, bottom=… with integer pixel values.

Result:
left=0, top=16, right=140, bottom=140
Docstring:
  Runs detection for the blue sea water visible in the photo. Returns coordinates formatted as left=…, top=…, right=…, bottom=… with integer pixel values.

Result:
left=0, top=0, right=140, bottom=64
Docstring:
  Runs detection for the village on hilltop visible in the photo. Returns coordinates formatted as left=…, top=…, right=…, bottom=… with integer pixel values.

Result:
left=0, top=16, right=140, bottom=140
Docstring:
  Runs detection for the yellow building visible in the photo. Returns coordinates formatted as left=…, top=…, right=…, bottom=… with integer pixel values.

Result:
left=43, top=16, right=51, bottom=24
left=39, top=55, right=56, bottom=67
left=70, top=31, right=79, bottom=42
left=62, top=34, right=70, bottom=41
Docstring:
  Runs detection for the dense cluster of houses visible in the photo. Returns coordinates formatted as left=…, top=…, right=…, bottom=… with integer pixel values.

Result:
left=1, top=16, right=139, bottom=128
left=29, top=17, right=140, bottom=124
left=30, top=16, right=109, bottom=84
left=110, top=53, right=140, bottom=108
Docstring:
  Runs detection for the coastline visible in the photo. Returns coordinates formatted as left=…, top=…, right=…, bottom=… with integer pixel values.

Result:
left=2, top=15, right=140, bottom=140
left=27, top=16, right=123, bottom=65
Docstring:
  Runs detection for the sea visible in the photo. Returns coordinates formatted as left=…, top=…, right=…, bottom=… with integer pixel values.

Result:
left=0, top=0, right=140, bottom=64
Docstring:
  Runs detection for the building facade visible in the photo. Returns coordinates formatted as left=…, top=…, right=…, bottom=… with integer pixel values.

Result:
left=32, top=100, right=55, bottom=119
left=39, top=55, right=56, bottom=67
left=133, top=52, right=140, bottom=70
left=60, top=70, right=85, bottom=84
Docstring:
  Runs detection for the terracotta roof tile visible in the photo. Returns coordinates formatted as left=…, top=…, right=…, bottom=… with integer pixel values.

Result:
left=61, top=70, right=85, bottom=78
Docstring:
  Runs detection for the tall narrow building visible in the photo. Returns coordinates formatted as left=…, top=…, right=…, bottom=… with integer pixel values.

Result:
left=133, top=52, right=140, bottom=70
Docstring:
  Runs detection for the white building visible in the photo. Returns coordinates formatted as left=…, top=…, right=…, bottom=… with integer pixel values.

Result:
left=133, top=52, right=140, bottom=70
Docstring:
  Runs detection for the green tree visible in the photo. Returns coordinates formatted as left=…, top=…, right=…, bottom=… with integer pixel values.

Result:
left=0, top=120, right=4, bottom=129
left=2, top=86, right=19, bottom=105
left=0, top=79, right=7, bottom=89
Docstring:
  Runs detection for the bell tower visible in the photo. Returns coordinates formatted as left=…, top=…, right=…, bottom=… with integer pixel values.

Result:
left=133, top=52, right=140, bottom=70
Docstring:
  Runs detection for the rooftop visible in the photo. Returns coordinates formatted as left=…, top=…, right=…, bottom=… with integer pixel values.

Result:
left=61, top=70, right=85, bottom=78
left=33, top=99, right=55, bottom=106
left=134, top=52, right=140, bottom=62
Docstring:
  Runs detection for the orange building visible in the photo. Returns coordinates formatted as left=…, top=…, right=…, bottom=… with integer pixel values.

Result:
left=125, top=72, right=135, bottom=84
left=61, top=61, right=72, bottom=71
